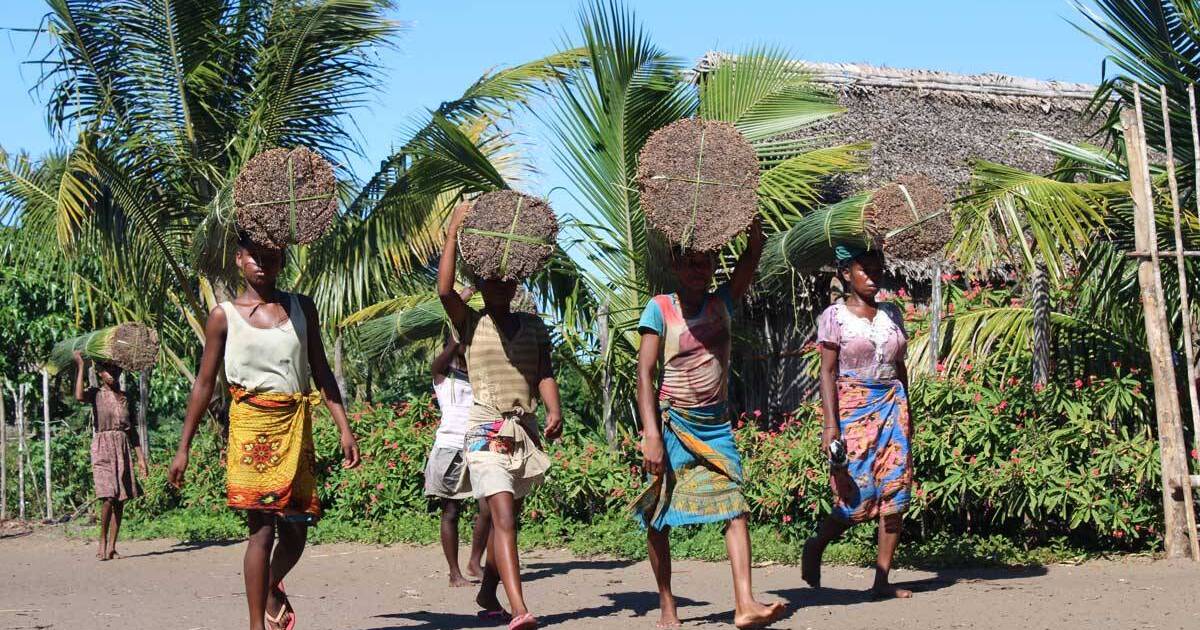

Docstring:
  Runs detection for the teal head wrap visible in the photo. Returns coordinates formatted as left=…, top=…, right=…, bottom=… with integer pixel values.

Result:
left=834, top=242, right=867, bottom=265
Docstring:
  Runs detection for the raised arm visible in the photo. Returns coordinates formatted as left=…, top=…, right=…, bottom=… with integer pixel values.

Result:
left=728, top=216, right=764, bottom=301
left=437, top=201, right=473, bottom=336
left=168, top=306, right=229, bottom=488
left=301, top=295, right=361, bottom=470
left=637, top=331, right=665, bottom=475
left=73, top=351, right=94, bottom=404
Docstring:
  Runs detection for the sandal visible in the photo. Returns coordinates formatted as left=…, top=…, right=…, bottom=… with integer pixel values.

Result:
left=509, top=612, right=538, bottom=630
left=266, top=583, right=296, bottom=630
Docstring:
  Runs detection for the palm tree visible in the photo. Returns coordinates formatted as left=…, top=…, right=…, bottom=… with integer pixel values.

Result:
left=539, top=0, right=867, bottom=430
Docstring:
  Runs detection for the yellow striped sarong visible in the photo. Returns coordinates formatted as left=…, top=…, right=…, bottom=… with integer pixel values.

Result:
left=226, top=386, right=322, bottom=517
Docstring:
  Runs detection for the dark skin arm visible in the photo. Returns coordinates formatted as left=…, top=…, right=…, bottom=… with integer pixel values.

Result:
left=72, top=351, right=95, bottom=404
left=168, top=306, right=228, bottom=488
left=537, top=327, right=563, bottom=441
left=818, top=342, right=841, bottom=455
left=728, top=216, right=764, bottom=301
left=300, top=295, right=361, bottom=469
left=437, top=201, right=473, bottom=338
left=431, top=342, right=460, bottom=383
left=637, top=331, right=665, bottom=475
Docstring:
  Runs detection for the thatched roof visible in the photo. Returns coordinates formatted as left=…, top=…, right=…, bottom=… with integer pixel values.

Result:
left=697, top=53, right=1102, bottom=195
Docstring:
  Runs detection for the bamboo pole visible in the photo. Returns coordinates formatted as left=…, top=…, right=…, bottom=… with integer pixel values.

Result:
left=1188, top=83, right=1200, bottom=454
left=41, top=371, right=51, bottom=521
left=1124, top=88, right=1199, bottom=559
left=1, top=382, right=7, bottom=521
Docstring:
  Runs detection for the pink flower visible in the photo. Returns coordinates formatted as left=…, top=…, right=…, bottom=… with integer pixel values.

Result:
left=997, top=400, right=1008, bottom=411
left=897, top=287, right=908, bottom=298
left=1192, top=448, right=1199, bottom=460
left=936, top=361, right=946, bottom=373
left=973, top=392, right=982, bottom=403
left=376, top=482, right=386, bottom=490
left=387, top=461, right=396, bottom=469
left=782, top=515, right=792, bottom=523
left=1113, top=530, right=1125, bottom=539
left=1074, top=379, right=1084, bottom=389
left=753, top=409, right=762, bottom=418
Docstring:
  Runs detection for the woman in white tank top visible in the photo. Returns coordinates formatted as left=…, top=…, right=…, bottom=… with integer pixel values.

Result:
left=168, top=230, right=361, bottom=630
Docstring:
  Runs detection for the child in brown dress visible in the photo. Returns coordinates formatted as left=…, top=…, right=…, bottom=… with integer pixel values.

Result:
left=73, top=351, right=148, bottom=560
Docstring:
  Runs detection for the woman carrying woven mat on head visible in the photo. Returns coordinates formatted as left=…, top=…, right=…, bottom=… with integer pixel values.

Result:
left=169, top=229, right=361, bottom=630
left=632, top=218, right=787, bottom=630
left=439, top=199, right=563, bottom=630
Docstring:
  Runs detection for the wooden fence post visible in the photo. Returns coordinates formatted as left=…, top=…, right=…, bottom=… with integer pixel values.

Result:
left=1, top=383, right=7, bottom=521
left=1124, top=97, right=1200, bottom=560
left=137, top=368, right=151, bottom=459
left=41, top=370, right=51, bottom=521
left=15, top=383, right=26, bottom=521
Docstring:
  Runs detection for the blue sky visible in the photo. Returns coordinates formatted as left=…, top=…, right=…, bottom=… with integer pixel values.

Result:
left=0, top=0, right=1110, bottom=200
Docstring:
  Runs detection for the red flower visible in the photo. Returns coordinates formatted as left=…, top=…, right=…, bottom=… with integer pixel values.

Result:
left=1192, top=449, right=1199, bottom=461
left=1074, top=379, right=1084, bottom=389
left=1113, top=530, right=1125, bottom=539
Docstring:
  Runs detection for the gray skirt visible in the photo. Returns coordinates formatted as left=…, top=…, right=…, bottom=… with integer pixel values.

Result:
left=424, top=447, right=472, bottom=500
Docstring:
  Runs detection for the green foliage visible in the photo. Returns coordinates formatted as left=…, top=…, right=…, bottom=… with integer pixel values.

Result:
left=70, top=366, right=1160, bottom=564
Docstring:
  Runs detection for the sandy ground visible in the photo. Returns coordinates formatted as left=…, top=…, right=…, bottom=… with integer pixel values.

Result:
left=1, top=529, right=1198, bottom=630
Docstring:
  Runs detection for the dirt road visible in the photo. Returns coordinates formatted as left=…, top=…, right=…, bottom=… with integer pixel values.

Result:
left=1, top=530, right=1196, bottom=629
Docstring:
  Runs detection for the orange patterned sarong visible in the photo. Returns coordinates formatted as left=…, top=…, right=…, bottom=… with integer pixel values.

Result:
left=226, top=386, right=322, bottom=517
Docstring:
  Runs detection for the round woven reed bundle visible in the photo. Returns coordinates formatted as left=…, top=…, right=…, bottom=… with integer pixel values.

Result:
left=866, top=175, right=951, bottom=262
left=636, top=118, right=759, bottom=252
left=459, top=190, right=558, bottom=281
left=108, top=322, right=160, bottom=371
left=234, top=147, right=338, bottom=249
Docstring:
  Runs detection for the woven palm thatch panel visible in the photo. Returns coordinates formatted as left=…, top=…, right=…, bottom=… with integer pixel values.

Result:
left=637, top=118, right=759, bottom=252
left=234, top=147, right=338, bottom=249
left=804, top=83, right=1097, bottom=197
left=459, top=190, right=558, bottom=281
left=867, top=175, right=951, bottom=262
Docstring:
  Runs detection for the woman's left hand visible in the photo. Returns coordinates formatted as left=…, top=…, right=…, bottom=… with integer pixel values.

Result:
left=340, top=432, right=361, bottom=469
left=138, top=460, right=150, bottom=480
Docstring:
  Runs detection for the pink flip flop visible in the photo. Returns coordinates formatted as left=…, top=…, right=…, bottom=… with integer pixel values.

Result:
left=509, top=612, right=538, bottom=630
left=266, top=582, right=296, bottom=630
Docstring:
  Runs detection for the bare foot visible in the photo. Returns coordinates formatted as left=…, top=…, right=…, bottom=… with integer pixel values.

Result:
left=655, top=591, right=680, bottom=629
left=655, top=618, right=682, bottom=629
left=466, top=561, right=484, bottom=579
left=871, top=583, right=913, bottom=599
left=801, top=538, right=821, bottom=588
left=96, top=548, right=106, bottom=560
left=105, top=550, right=122, bottom=560
left=734, top=601, right=787, bottom=629
left=449, top=573, right=473, bottom=588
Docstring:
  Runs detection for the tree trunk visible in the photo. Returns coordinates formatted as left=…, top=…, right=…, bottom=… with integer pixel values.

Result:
left=138, top=368, right=151, bottom=460
left=598, top=304, right=616, bottom=449
left=929, top=263, right=943, bottom=373
left=42, top=371, right=52, bottom=521
left=333, top=333, right=347, bottom=399
left=1031, top=264, right=1051, bottom=388
left=1124, top=105, right=1199, bottom=560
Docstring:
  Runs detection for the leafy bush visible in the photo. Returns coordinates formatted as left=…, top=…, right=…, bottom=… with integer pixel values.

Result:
left=85, top=359, right=1162, bottom=566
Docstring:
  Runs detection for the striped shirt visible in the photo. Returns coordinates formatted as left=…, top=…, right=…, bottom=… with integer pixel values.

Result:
left=456, top=309, right=550, bottom=417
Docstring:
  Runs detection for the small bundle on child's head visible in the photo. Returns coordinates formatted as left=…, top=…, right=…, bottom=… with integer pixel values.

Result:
left=865, top=174, right=950, bottom=262
left=636, top=117, right=759, bottom=252
left=233, top=146, right=338, bottom=249
left=457, top=190, right=558, bottom=282
left=46, top=322, right=159, bottom=375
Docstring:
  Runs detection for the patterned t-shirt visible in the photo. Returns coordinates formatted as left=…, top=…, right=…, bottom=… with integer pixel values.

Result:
left=638, top=287, right=734, bottom=409
left=455, top=309, right=550, bottom=416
